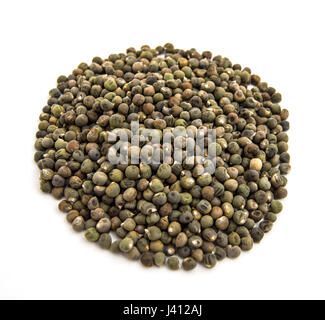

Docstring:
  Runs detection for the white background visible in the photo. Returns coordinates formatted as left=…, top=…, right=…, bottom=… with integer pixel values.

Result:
left=0, top=0, right=324, bottom=300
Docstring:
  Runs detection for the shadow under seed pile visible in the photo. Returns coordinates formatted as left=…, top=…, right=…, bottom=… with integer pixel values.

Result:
left=34, top=43, right=290, bottom=271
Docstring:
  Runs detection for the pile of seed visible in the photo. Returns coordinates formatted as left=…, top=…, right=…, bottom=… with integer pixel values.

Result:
left=34, top=44, right=290, bottom=270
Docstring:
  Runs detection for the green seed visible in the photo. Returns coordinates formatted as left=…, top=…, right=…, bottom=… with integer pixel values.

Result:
left=180, top=192, right=193, bottom=205
left=167, top=257, right=180, bottom=270
left=270, top=200, right=283, bottom=213
left=182, top=257, right=197, bottom=271
left=197, top=173, right=212, bottom=187
left=104, top=78, right=117, bottom=91
left=225, top=243, right=241, bottom=258
left=96, top=218, right=111, bottom=233
left=72, top=216, right=85, bottom=232
left=203, top=253, right=217, bottom=268
left=84, top=227, right=100, bottom=242
left=119, top=237, right=134, bottom=253
left=92, top=172, right=108, bottom=186
left=168, top=221, right=181, bottom=237
left=110, top=240, right=121, bottom=253
left=149, top=179, right=164, bottom=193
left=123, top=188, right=137, bottom=201
left=121, top=218, right=136, bottom=231
left=98, top=233, right=112, bottom=249
left=141, top=252, right=154, bottom=267
left=154, top=252, right=166, bottom=267
left=157, top=164, right=172, bottom=180
left=146, top=226, right=162, bottom=241
left=125, top=247, right=141, bottom=260
left=106, top=182, right=120, bottom=198
left=125, top=165, right=140, bottom=180
left=241, top=236, right=254, bottom=251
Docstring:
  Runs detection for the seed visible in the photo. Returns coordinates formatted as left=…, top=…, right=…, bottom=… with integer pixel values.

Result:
left=191, top=248, right=204, bottom=262
left=109, top=169, right=123, bottom=182
left=260, top=220, right=273, bottom=233
left=119, top=237, right=134, bottom=253
left=168, top=221, right=181, bottom=237
left=152, top=192, right=167, bottom=206
left=226, top=245, right=241, bottom=259
left=84, top=227, right=100, bottom=242
left=180, top=192, right=192, bottom=205
left=90, top=207, right=105, bottom=221
left=154, top=252, right=166, bottom=267
left=175, top=232, right=188, bottom=248
left=215, top=216, right=229, bottom=231
left=157, top=164, right=172, bottom=180
left=149, top=179, right=164, bottom=193
left=200, top=215, right=214, bottom=229
left=180, top=176, right=195, bottom=190
left=250, top=158, right=263, bottom=171
left=104, top=78, right=117, bottom=91
left=228, top=232, right=241, bottom=246
left=98, top=233, right=112, bottom=249
left=216, top=232, right=228, bottom=247
left=203, top=253, right=217, bottom=268
left=182, top=257, right=197, bottom=271
left=196, top=200, right=212, bottom=214
left=274, top=187, right=288, bottom=199
left=250, top=227, right=264, bottom=243
left=72, top=216, right=85, bottom=232
left=165, top=244, right=176, bottom=256
left=167, top=191, right=181, bottom=204
left=202, top=228, right=217, bottom=242
left=96, top=218, right=111, bottom=233
left=188, top=235, right=203, bottom=249
left=233, top=210, right=249, bottom=225
left=125, top=165, right=140, bottom=180
left=224, top=179, right=238, bottom=192
left=123, top=188, right=137, bottom=201
left=215, top=246, right=226, bottom=261
left=110, top=240, right=121, bottom=253
left=145, top=226, right=162, bottom=241
left=92, top=172, right=108, bottom=186
left=125, top=247, right=141, bottom=260
left=222, top=203, right=234, bottom=218
left=141, top=252, right=154, bottom=267
left=250, top=210, right=264, bottom=222
left=197, top=173, right=212, bottom=187
left=241, top=236, right=254, bottom=251
left=270, top=200, right=283, bottom=214
left=189, top=220, right=201, bottom=234
left=201, top=186, right=215, bottom=201
left=121, top=218, right=136, bottom=231
left=179, top=211, right=194, bottom=224
left=167, top=257, right=180, bottom=270
left=106, top=182, right=120, bottom=198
